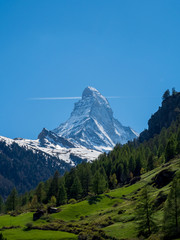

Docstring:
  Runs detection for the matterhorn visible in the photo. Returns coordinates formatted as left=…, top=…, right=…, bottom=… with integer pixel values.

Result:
left=53, top=87, right=138, bottom=151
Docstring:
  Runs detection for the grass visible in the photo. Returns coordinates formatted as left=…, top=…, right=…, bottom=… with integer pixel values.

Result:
left=1, top=229, right=77, bottom=240
left=0, top=157, right=179, bottom=240
left=52, top=195, right=122, bottom=221
left=0, top=212, right=33, bottom=228
left=104, top=221, right=138, bottom=240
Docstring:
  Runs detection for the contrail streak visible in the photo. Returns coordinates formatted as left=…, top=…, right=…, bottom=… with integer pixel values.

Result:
left=28, top=96, right=158, bottom=101
left=29, top=97, right=82, bottom=100
left=28, top=96, right=121, bottom=100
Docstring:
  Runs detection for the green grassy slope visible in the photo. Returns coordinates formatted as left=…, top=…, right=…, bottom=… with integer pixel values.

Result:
left=0, top=157, right=179, bottom=240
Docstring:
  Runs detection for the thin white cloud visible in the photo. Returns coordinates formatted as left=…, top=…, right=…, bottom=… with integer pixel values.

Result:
left=28, top=96, right=158, bottom=101
left=28, top=96, right=121, bottom=100
left=28, top=97, right=82, bottom=100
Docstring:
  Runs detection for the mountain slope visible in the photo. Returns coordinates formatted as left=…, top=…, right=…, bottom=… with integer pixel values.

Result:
left=54, top=87, right=138, bottom=151
left=0, top=131, right=100, bottom=198
left=0, top=137, right=71, bottom=198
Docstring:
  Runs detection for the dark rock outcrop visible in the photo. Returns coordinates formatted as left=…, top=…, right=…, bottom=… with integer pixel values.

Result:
left=139, top=92, right=180, bottom=142
left=33, top=210, right=45, bottom=221
left=152, top=169, right=175, bottom=188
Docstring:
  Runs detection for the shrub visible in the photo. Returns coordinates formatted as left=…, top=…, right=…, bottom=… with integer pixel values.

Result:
left=24, top=222, right=33, bottom=231
left=68, top=199, right=77, bottom=204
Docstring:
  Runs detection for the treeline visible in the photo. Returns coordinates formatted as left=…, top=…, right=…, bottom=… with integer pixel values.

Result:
left=0, top=113, right=180, bottom=215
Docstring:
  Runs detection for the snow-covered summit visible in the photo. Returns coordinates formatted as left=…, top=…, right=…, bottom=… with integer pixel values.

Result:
left=53, top=87, right=138, bottom=151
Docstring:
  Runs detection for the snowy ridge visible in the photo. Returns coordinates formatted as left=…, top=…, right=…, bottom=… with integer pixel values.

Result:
left=54, top=86, right=138, bottom=151
left=0, top=132, right=100, bottom=167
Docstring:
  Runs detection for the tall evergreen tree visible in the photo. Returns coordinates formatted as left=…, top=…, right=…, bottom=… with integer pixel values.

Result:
left=70, top=175, right=82, bottom=200
left=78, top=163, right=92, bottom=197
left=57, top=181, right=67, bottom=205
left=163, top=175, right=180, bottom=238
left=162, top=89, right=170, bottom=101
left=21, top=192, right=28, bottom=206
left=36, top=182, right=45, bottom=204
left=128, top=156, right=135, bottom=174
left=92, top=171, right=107, bottom=195
left=5, top=188, right=18, bottom=211
left=165, top=136, right=177, bottom=162
left=31, top=195, right=38, bottom=209
left=109, top=173, right=117, bottom=189
left=172, top=87, right=177, bottom=96
left=47, top=170, right=60, bottom=200
left=147, top=154, right=154, bottom=171
left=134, top=155, right=142, bottom=176
left=135, top=186, right=155, bottom=237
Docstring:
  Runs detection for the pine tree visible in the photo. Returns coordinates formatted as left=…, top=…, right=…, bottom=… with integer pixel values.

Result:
left=135, top=186, right=156, bottom=237
left=134, top=155, right=142, bottom=176
left=158, top=144, right=164, bottom=158
left=172, top=87, right=177, bottom=96
left=92, top=171, right=107, bottom=195
left=21, top=192, right=28, bottom=206
left=36, top=182, right=45, bottom=204
left=47, top=170, right=59, bottom=200
left=128, top=156, right=135, bottom=174
left=163, top=175, right=180, bottom=238
left=78, top=163, right=92, bottom=197
left=162, top=89, right=170, bottom=101
left=57, top=181, right=67, bottom=205
left=116, top=163, right=124, bottom=183
left=31, top=195, right=38, bottom=209
left=109, top=173, right=117, bottom=189
left=165, top=136, right=177, bottom=162
left=70, top=175, right=82, bottom=200
left=147, top=154, right=154, bottom=171
left=5, top=187, right=18, bottom=211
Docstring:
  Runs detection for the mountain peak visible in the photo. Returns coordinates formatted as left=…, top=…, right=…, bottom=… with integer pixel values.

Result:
left=82, top=86, right=100, bottom=98
left=53, top=87, right=138, bottom=151
left=82, top=86, right=110, bottom=107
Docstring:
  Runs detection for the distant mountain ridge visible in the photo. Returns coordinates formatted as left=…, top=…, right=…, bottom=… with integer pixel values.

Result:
left=54, top=87, right=138, bottom=151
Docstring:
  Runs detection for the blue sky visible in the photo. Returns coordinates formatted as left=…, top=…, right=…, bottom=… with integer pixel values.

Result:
left=1, top=0, right=180, bottom=139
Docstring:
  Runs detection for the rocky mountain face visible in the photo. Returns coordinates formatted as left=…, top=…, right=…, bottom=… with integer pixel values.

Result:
left=54, top=87, right=138, bottom=151
left=139, top=92, right=180, bottom=142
